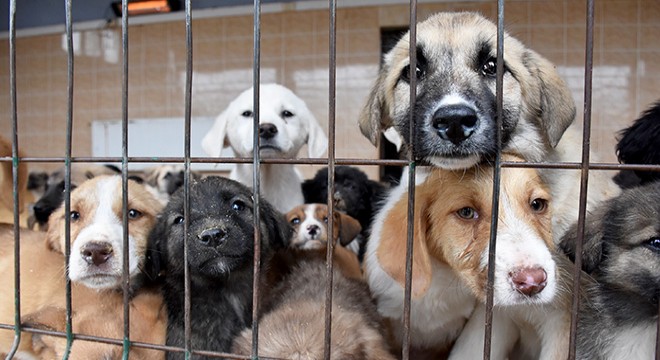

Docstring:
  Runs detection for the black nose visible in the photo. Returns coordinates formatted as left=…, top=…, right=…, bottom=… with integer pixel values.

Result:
left=81, top=242, right=114, bottom=266
left=259, top=123, right=278, bottom=139
left=198, top=228, right=227, bottom=247
left=307, top=225, right=320, bottom=236
left=432, top=105, right=479, bottom=145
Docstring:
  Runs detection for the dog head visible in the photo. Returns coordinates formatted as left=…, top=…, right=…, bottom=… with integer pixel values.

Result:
left=143, top=164, right=187, bottom=196
left=32, top=164, right=121, bottom=227
left=286, top=203, right=362, bottom=250
left=615, top=100, right=660, bottom=187
left=560, top=182, right=660, bottom=309
left=45, top=175, right=164, bottom=290
left=201, top=83, right=328, bottom=160
left=375, top=155, right=556, bottom=305
left=359, top=12, right=575, bottom=169
left=146, top=176, right=292, bottom=285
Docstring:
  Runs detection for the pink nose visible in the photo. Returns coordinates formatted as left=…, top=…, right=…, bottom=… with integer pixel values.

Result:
left=509, top=267, right=547, bottom=297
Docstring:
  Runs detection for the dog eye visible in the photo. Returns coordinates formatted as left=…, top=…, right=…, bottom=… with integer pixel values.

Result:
left=456, top=207, right=478, bottom=220
left=290, top=217, right=300, bottom=225
left=323, top=216, right=328, bottom=223
left=281, top=110, right=294, bottom=118
left=530, top=198, right=548, bottom=213
left=232, top=200, right=246, bottom=211
left=646, top=237, right=660, bottom=251
left=172, top=216, right=184, bottom=225
left=127, top=209, right=142, bottom=219
left=241, top=110, right=253, bottom=117
left=70, top=211, right=80, bottom=221
left=400, top=64, right=425, bottom=83
left=480, top=57, right=497, bottom=77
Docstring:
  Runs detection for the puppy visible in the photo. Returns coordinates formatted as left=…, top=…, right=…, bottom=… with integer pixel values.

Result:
left=145, top=176, right=291, bottom=359
left=31, top=163, right=121, bottom=229
left=232, top=236, right=394, bottom=359
left=286, top=203, right=362, bottom=250
left=0, top=175, right=166, bottom=358
left=358, top=11, right=620, bottom=242
left=143, top=164, right=196, bottom=197
left=0, top=135, right=33, bottom=228
left=560, top=181, right=660, bottom=359
left=302, top=166, right=388, bottom=258
left=365, top=155, right=572, bottom=357
left=201, top=83, right=328, bottom=213
left=614, top=100, right=660, bottom=188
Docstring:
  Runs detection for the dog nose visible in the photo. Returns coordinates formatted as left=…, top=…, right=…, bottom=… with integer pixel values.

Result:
left=198, top=228, right=227, bottom=247
left=81, top=242, right=114, bottom=266
left=432, top=105, right=479, bottom=145
left=307, top=225, right=320, bottom=236
left=509, top=267, right=547, bottom=297
left=259, top=123, right=278, bottom=139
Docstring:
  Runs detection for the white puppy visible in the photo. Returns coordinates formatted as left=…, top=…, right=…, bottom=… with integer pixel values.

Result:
left=202, top=84, right=328, bottom=213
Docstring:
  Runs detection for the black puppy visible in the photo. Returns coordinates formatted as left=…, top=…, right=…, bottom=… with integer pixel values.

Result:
left=146, top=176, right=291, bottom=359
left=614, top=100, right=660, bottom=188
left=302, top=166, right=387, bottom=260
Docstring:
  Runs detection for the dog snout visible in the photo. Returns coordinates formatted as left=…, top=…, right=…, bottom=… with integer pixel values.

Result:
left=432, top=105, right=479, bottom=145
left=307, top=224, right=320, bottom=237
left=81, top=242, right=114, bottom=266
left=198, top=227, right=227, bottom=248
left=259, top=123, right=278, bottom=139
left=509, top=267, right=547, bottom=297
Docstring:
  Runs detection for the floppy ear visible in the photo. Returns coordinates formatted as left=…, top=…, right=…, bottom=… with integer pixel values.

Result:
left=201, top=110, right=231, bottom=157
left=358, top=67, right=390, bottom=146
left=336, top=212, right=362, bottom=247
left=376, top=193, right=432, bottom=298
left=261, top=203, right=293, bottom=250
left=45, top=207, right=64, bottom=253
left=524, top=50, right=576, bottom=147
left=144, top=217, right=168, bottom=282
left=558, top=209, right=606, bottom=274
left=304, top=112, right=328, bottom=158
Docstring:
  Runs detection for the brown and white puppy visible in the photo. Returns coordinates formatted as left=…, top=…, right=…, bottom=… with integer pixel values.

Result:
left=365, top=155, right=573, bottom=358
left=0, top=135, right=33, bottom=228
left=142, top=164, right=199, bottom=198
left=0, top=175, right=166, bottom=358
left=358, top=11, right=620, bottom=242
left=286, top=203, right=362, bottom=252
left=232, top=228, right=393, bottom=359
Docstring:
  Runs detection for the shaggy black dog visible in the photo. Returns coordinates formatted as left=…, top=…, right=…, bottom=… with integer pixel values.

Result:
left=301, top=166, right=388, bottom=260
left=614, top=101, right=660, bottom=188
left=146, top=176, right=291, bottom=359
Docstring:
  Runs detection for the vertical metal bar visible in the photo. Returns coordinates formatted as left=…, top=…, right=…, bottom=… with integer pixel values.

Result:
left=61, top=0, right=76, bottom=358
left=568, top=1, right=595, bottom=358
left=6, top=0, right=21, bottom=357
left=483, top=2, right=505, bottom=359
left=250, top=0, right=262, bottom=357
left=401, top=1, right=417, bottom=359
left=183, top=0, right=193, bottom=358
left=323, top=0, right=337, bottom=358
left=120, top=0, right=131, bottom=357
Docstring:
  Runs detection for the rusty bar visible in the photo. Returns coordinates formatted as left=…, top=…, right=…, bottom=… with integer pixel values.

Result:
left=6, top=0, right=21, bottom=357
left=250, top=0, right=263, bottom=357
left=323, top=0, right=338, bottom=358
left=401, top=1, right=417, bottom=359
left=483, top=1, right=505, bottom=359
left=568, top=1, right=595, bottom=358
left=183, top=0, right=193, bottom=356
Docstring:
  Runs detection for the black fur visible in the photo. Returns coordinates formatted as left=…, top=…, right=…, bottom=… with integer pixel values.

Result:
left=145, top=176, right=291, bottom=359
left=301, top=166, right=388, bottom=260
left=614, top=100, right=660, bottom=188
left=559, top=182, right=660, bottom=358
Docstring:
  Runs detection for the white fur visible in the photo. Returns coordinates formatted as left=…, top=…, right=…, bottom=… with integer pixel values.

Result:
left=67, top=178, right=140, bottom=289
left=201, top=84, right=328, bottom=213
left=291, top=204, right=328, bottom=249
left=605, top=324, right=656, bottom=360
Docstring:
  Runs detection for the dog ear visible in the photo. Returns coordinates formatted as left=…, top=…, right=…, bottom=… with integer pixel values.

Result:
left=304, top=112, right=328, bottom=158
left=45, top=207, right=64, bottom=253
left=358, top=66, right=391, bottom=146
left=261, top=203, right=293, bottom=250
left=201, top=110, right=231, bottom=157
left=144, top=217, right=168, bottom=282
left=523, top=50, right=576, bottom=148
left=558, top=210, right=606, bottom=274
left=336, top=212, right=362, bottom=247
left=376, top=193, right=432, bottom=298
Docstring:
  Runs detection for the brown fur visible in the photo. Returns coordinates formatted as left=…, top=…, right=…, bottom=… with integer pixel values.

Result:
left=286, top=203, right=363, bottom=248
left=0, top=136, right=33, bottom=228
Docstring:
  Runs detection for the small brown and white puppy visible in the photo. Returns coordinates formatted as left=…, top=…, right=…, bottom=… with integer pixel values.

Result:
left=0, top=175, right=166, bottom=358
left=365, top=155, right=572, bottom=358
left=0, top=135, right=33, bottom=228
left=286, top=203, right=362, bottom=251
left=358, top=11, right=619, bottom=242
left=232, top=230, right=394, bottom=359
